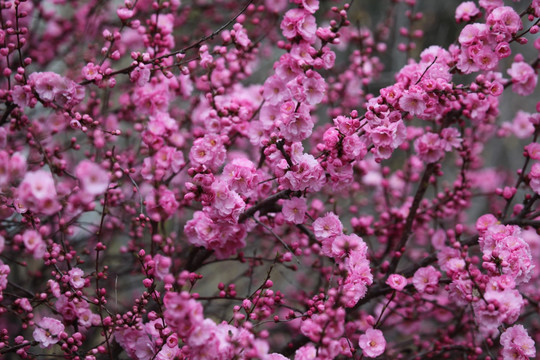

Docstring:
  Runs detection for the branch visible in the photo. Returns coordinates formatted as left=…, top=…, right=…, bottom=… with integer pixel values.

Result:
left=239, top=190, right=292, bottom=223
left=387, top=163, right=436, bottom=275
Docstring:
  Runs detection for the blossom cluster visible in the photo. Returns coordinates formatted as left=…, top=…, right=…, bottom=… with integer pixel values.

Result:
left=0, top=0, right=539, bottom=359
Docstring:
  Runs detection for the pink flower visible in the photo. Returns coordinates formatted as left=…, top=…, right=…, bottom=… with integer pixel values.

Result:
left=330, top=233, right=365, bottom=259
left=280, top=9, right=316, bottom=43
left=163, top=292, right=204, bottom=337
left=76, top=160, right=110, bottom=196
left=399, top=88, right=427, bottom=116
left=312, top=212, right=343, bottom=240
left=414, top=133, right=445, bottom=163
left=528, top=163, right=540, bottom=195
left=358, top=328, right=386, bottom=358
left=386, top=274, right=407, bottom=291
left=500, top=324, right=536, bottom=360
left=68, top=267, right=85, bottom=289
left=153, top=254, right=172, bottom=281
left=117, top=7, right=134, bottom=20
left=280, top=153, right=326, bottom=192
left=189, top=134, right=227, bottom=171
left=263, top=75, right=291, bottom=106
left=282, top=197, right=307, bottom=224
left=302, top=72, right=325, bottom=105
left=412, top=265, right=441, bottom=293
left=302, top=0, right=319, bottom=14
left=18, top=170, right=61, bottom=215
left=33, top=317, right=65, bottom=348
left=223, top=158, right=258, bottom=196
left=525, top=143, right=540, bottom=160
left=281, top=110, right=314, bottom=142
left=440, top=128, right=462, bottom=151
left=486, top=6, right=522, bottom=39
left=510, top=111, right=535, bottom=139
left=507, top=61, right=537, bottom=96
left=455, top=2, right=481, bottom=22
left=22, top=229, right=43, bottom=253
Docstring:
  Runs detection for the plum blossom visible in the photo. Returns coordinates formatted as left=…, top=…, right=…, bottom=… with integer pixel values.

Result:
left=455, top=2, right=481, bottom=22
left=33, top=317, right=65, bottom=348
left=312, top=212, right=343, bottom=241
left=529, top=163, right=540, bottom=194
left=412, top=266, right=441, bottom=293
left=500, top=324, right=536, bottom=360
left=76, top=160, right=110, bottom=196
left=282, top=197, right=307, bottom=224
left=507, top=61, right=537, bottom=96
left=17, top=170, right=61, bottom=215
left=358, top=328, right=386, bottom=358
left=68, top=267, right=85, bottom=289
left=386, top=274, right=407, bottom=291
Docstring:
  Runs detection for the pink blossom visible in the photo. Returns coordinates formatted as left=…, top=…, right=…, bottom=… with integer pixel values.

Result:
left=282, top=197, right=307, bottom=224
left=510, top=111, right=535, bottom=139
left=76, top=160, right=110, bottom=196
left=280, top=153, right=326, bottom=192
left=302, top=72, right=326, bottom=105
left=281, top=109, right=314, bottom=142
left=486, top=6, right=521, bottom=39
left=189, top=134, right=227, bottom=171
left=500, top=324, right=536, bottom=360
left=28, top=72, right=85, bottom=108
left=507, top=61, right=537, bottom=96
left=263, top=75, right=291, bottom=106
left=455, top=2, right=481, bottom=22
left=358, top=328, right=386, bottom=358
left=414, top=133, right=445, bottom=163
left=399, top=88, right=427, bottom=116
left=281, top=9, right=317, bottom=43
left=312, top=212, right=343, bottom=240
left=33, top=317, right=65, bottom=348
left=163, top=292, right=204, bottom=337
left=68, top=267, right=85, bottom=289
left=302, top=0, right=319, bottom=14
left=18, top=170, right=61, bottom=215
left=529, top=163, right=540, bottom=195
left=294, top=344, right=317, bottom=360
left=412, top=265, right=441, bottom=293
left=153, top=254, right=172, bottom=281
left=440, top=128, right=462, bottom=151
left=386, top=274, right=407, bottom=291
left=525, top=143, right=540, bottom=160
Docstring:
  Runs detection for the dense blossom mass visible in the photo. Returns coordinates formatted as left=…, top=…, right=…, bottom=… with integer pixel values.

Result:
left=0, top=0, right=539, bottom=359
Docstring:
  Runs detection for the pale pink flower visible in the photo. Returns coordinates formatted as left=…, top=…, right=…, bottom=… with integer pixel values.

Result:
left=22, top=229, right=44, bottom=253
left=282, top=197, right=307, bottom=224
left=399, top=89, right=427, bottom=116
left=455, top=2, right=481, bottom=22
left=528, top=163, right=540, bottom=195
left=33, top=317, right=65, bottom=348
left=507, top=61, right=537, bottom=96
left=68, top=267, right=85, bottom=289
left=358, top=328, right=386, bottom=358
left=412, top=265, right=441, bottom=293
left=414, top=133, right=445, bottom=163
left=313, top=212, right=343, bottom=240
left=500, top=324, right=536, bottom=360
left=76, top=160, right=110, bottom=196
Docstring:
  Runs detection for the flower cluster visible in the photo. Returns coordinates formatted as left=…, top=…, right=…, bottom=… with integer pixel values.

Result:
left=0, top=0, right=539, bottom=359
